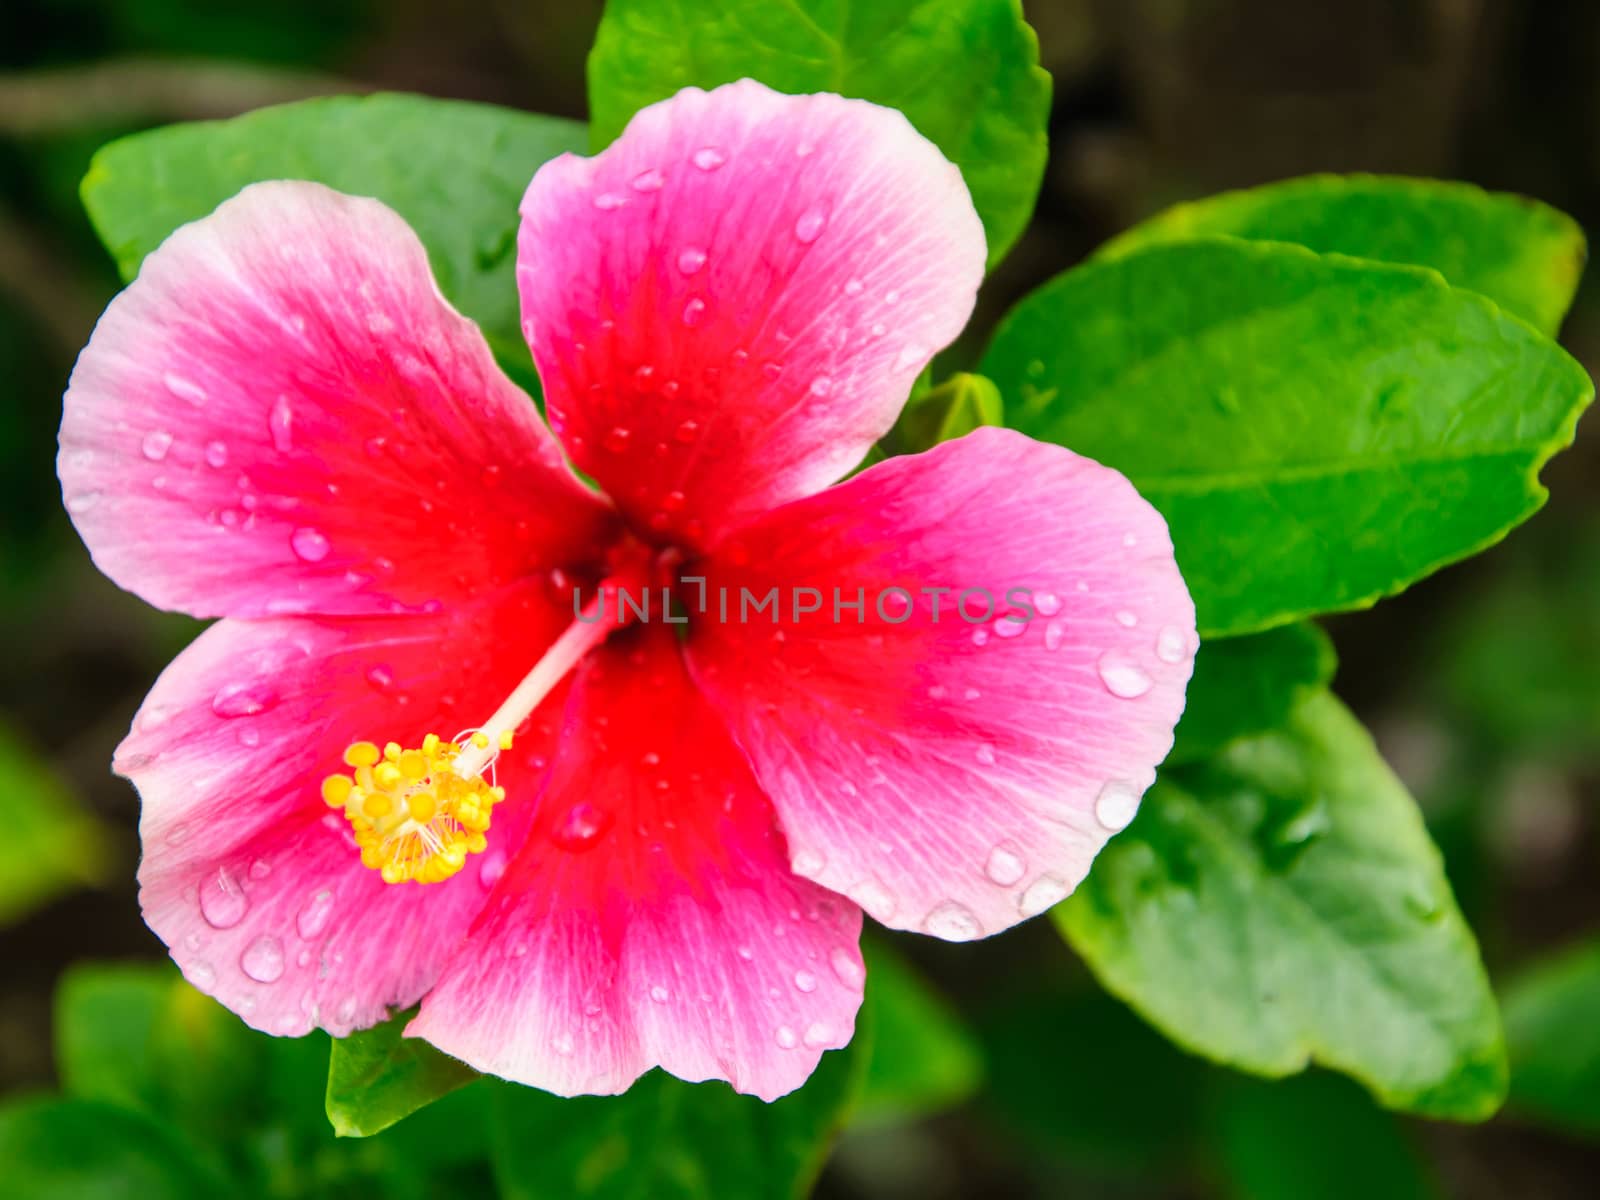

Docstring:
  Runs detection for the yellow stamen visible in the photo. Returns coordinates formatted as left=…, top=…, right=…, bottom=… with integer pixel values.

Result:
left=324, top=731, right=505, bottom=885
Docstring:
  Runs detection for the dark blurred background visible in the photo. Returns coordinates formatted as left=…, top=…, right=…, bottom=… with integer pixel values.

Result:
left=1, top=1, right=1596, bottom=1196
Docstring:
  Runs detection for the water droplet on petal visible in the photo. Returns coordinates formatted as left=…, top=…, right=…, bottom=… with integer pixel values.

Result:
left=1097, top=652, right=1152, bottom=698
left=603, top=426, right=631, bottom=453
left=794, top=970, right=817, bottom=993
left=830, top=946, right=864, bottom=989
left=1115, top=610, right=1138, bottom=628
left=674, top=419, right=700, bottom=443
left=775, top=1024, right=799, bottom=1049
left=971, top=628, right=989, bottom=647
left=211, top=680, right=278, bottom=718
left=199, top=867, right=248, bottom=929
left=365, top=664, right=395, bottom=691
left=844, top=278, right=864, bottom=296
left=1156, top=626, right=1190, bottom=664
left=676, top=246, right=707, bottom=275
left=1095, top=780, right=1142, bottom=831
left=994, top=617, right=1026, bottom=639
left=791, top=849, right=824, bottom=878
left=692, top=146, right=726, bottom=171
left=808, top=375, right=832, bottom=397
left=553, top=802, right=612, bottom=851
left=974, top=743, right=997, bottom=766
left=1019, top=876, right=1069, bottom=917
left=268, top=395, right=294, bottom=452
left=189, top=961, right=216, bottom=988
left=592, top=192, right=626, bottom=210
left=630, top=168, right=665, bottom=192
left=895, top=343, right=927, bottom=370
left=985, top=845, right=1026, bottom=886
left=1044, top=621, right=1065, bottom=651
left=1035, top=591, right=1062, bottom=616
left=794, top=207, right=828, bottom=243
left=65, top=490, right=103, bottom=514
left=164, top=372, right=208, bottom=405
left=204, top=440, right=229, bottom=468
left=296, top=889, right=335, bottom=939
left=290, top=526, right=330, bottom=563
left=141, top=430, right=173, bottom=461
left=649, top=984, right=670, bottom=1003
left=682, top=297, right=706, bottom=326
left=924, top=901, right=983, bottom=941
left=802, top=1021, right=832, bottom=1048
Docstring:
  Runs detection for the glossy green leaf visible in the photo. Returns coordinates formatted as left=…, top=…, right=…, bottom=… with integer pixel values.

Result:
left=1212, top=1073, right=1438, bottom=1200
left=489, top=1028, right=871, bottom=1200
left=883, top=371, right=1003, bottom=457
left=0, top=726, right=112, bottom=926
left=1099, top=174, right=1586, bottom=337
left=81, top=92, right=586, bottom=381
left=1502, top=938, right=1600, bottom=1134
left=1057, top=691, right=1506, bottom=1121
left=0, top=1097, right=224, bottom=1200
left=587, top=0, right=1049, bottom=268
left=856, top=938, right=982, bottom=1125
left=1168, top=623, right=1337, bottom=765
left=982, top=239, right=1593, bottom=636
left=326, top=1007, right=480, bottom=1137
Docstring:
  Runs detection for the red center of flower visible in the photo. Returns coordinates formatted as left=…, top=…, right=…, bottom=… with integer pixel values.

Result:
left=324, top=539, right=660, bottom=885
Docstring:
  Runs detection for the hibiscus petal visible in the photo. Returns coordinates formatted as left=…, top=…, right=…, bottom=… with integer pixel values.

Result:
left=60, top=180, right=615, bottom=620
left=410, top=624, right=865, bottom=1101
left=517, top=79, right=985, bottom=548
left=123, top=577, right=572, bottom=1037
left=684, top=427, right=1197, bottom=941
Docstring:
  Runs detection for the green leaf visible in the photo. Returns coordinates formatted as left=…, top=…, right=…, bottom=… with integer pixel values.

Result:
left=81, top=92, right=586, bottom=382
left=1212, top=1073, right=1439, bottom=1200
left=1169, top=623, right=1337, bottom=765
left=982, top=239, right=1593, bottom=637
left=883, top=371, right=1003, bottom=456
left=587, top=0, right=1049, bottom=268
left=0, top=1096, right=224, bottom=1200
left=856, top=938, right=982, bottom=1125
left=326, top=1007, right=480, bottom=1137
left=1502, top=938, right=1600, bottom=1134
left=488, top=1030, right=871, bottom=1200
left=1099, top=174, right=1586, bottom=337
left=0, top=726, right=112, bottom=925
left=1056, top=691, right=1506, bottom=1121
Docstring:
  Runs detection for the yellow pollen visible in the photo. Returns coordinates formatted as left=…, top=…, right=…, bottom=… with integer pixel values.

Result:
left=324, top=732, right=505, bottom=885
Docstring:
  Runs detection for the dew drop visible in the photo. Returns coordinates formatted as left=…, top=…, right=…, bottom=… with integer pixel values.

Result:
left=985, top=845, right=1026, bottom=886
left=1095, top=780, right=1142, bottom=831
left=802, top=1022, right=832, bottom=1048
left=211, top=680, right=278, bottom=718
left=592, top=192, right=626, bottom=210
left=682, top=297, right=707, bottom=326
left=808, top=375, right=832, bottom=397
left=855, top=879, right=896, bottom=919
left=1115, top=610, right=1138, bottom=628
left=553, top=802, right=612, bottom=851
left=1156, top=626, right=1189, bottom=664
left=1019, top=876, right=1069, bottom=917
left=895, top=343, right=927, bottom=370
left=691, top=146, right=726, bottom=171
left=649, top=984, right=670, bottom=1004
left=1035, top=591, right=1062, bottom=616
left=775, top=1025, right=799, bottom=1049
left=189, top=962, right=216, bottom=988
left=268, top=395, right=294, bottom=452
left=64, top=490, right=103, bottom=514
left=603, top=426, right=631, bottom=453
left=296, top=889, right=335, bottom=940
left=829, top=946, right=864, bottom=989
left=164, top=372, right=208, bottom=405
left=1044, top=621, right=1065, bottom=651
left=204, top=439, right=229, bottom=468
left=971, top=628, right=989, bottom=647
left=794, top=207, right=828, bottom=243
left=792, top=849, right=824, bottom=878
left=844, top=278, right=864, bottom=296
left=199, top=867, right=249, bottom=929
left=141, top=430, right=173, bottom=461
left=1097, top=652, right=1152, bottom=698
left=794, top=970, right=818, bottom=993
left=994, top=617, right=1026, bottom=639
left=365, top=664, right=395, bottom=691
left=674, top=419, right=700, bottom=443
left=478, top=849, right=508, bottom=889
left=974, top=744, right=997, bottom=766
left=290, top=526, right=330, bottom=563
left=924, top=900, right=983, bottom=941
left=676, top=246, right=707, bottom=275
left=630, top=168, right=665, bottom=192
left=239, top=935, right=285, bottom=984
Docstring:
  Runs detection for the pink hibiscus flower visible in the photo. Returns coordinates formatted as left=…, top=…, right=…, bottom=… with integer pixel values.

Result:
left=58, top=80, right=1195, bottom=1100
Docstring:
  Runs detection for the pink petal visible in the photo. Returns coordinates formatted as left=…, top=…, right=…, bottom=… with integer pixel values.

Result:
left=517, top=79, right=985, bottom=549
left=684, top=427, right=1196, bottom=941
left=123, top=577, right=573, bottom=1036
left=409, top=624, right=864, bottom=1101
left=61, top=180, right=615, bottom=620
